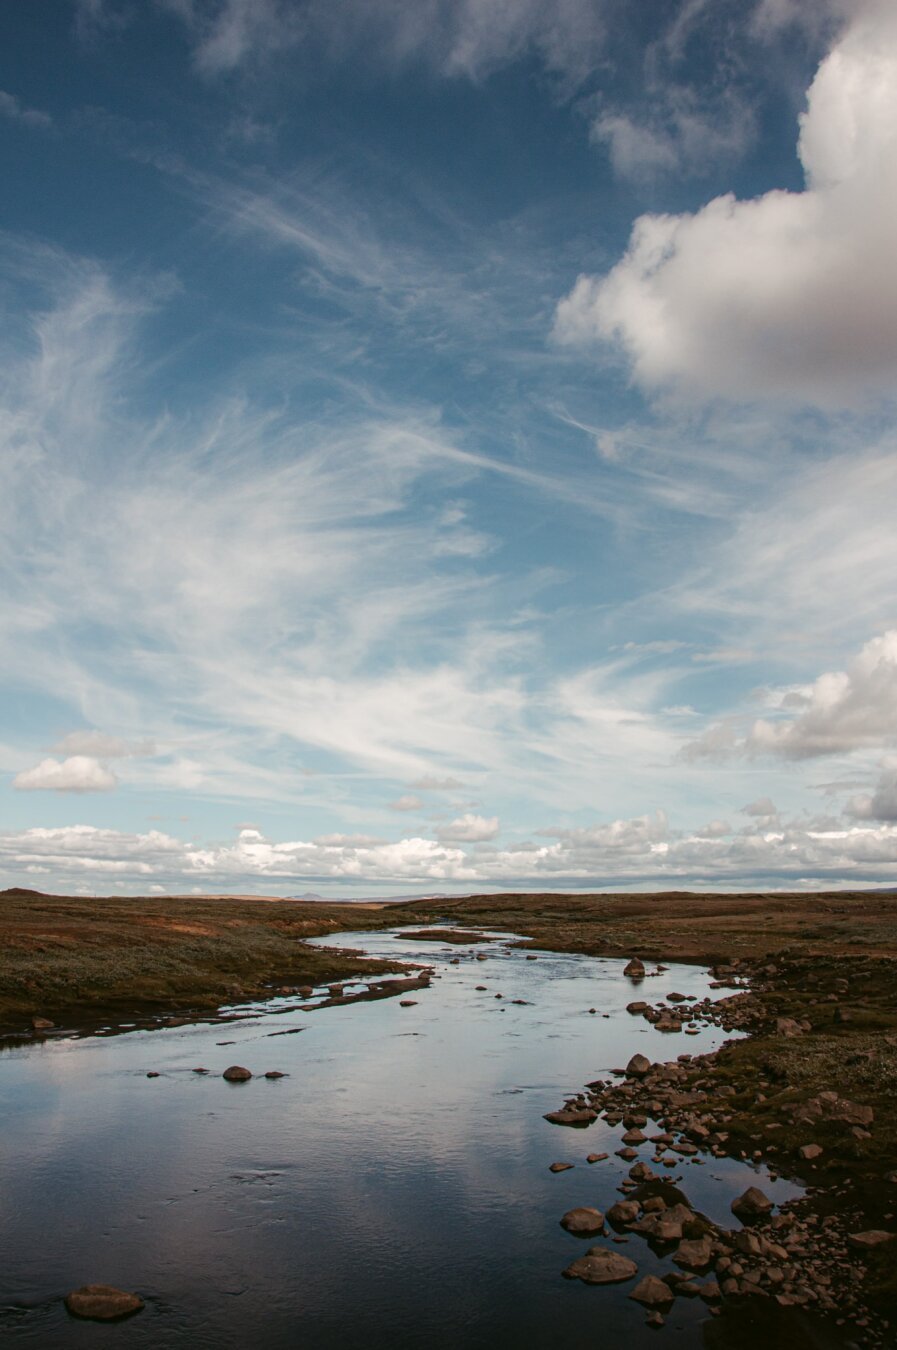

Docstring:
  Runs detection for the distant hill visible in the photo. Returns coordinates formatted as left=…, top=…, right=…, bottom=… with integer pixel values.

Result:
left=287, top=891, right=453, bottom=904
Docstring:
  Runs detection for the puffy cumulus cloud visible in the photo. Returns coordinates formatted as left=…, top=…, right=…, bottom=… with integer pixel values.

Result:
left=677, top=721, right=739, bottom=762
left=312, top=832, right=388, bottom=847
left=388, top=795, right=424, bottom=813
left=554, top=1, right=897, bottom=406
left=748, top=632, right=897, bottom=758
left=435, top=813, right=499, bottom=843
left=742, top=797, right=778, bottom=816
left=13, top=756, right=118, bottom=793
left=541, top=810, right=670, bottom=854
left=51, top=731, right=154, bottom=758
left=696, top=820, right=732, bottom=838
left=845, top=771, right=897, bottom=823
left=1, top=824, right=182, bottom=875
left=680, top=633, right=897, bottom=763
left=5, top=812, right=897, bottom=890
left=170, top=826, right=480, bottom=884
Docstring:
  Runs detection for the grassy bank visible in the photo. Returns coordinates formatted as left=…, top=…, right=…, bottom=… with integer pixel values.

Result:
left=0, top=887, right=403, bottom=1028
left=387, top=888, right=897, bottom=963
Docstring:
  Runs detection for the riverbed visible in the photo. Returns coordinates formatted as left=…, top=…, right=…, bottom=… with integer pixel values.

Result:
left=0, top=926, right=801, bottom=1347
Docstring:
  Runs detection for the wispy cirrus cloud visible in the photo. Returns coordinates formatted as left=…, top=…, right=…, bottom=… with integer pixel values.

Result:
left=156, top=0, right=610, bottom=84
left=51, top=731, right=155, bottom=758
left=591, top=88, right=754, bottom=186
left=0, top=90, right=52, bottom=129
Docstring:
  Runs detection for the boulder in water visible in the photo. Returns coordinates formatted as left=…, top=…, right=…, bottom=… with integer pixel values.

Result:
left=65, top=1285, right=143, bottom=1321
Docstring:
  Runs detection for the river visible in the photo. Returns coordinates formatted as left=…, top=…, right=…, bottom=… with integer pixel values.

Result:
left=0, top=925, right=801, bottom=1347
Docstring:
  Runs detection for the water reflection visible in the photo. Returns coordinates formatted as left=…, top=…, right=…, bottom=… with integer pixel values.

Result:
left=0, top=927, right=801, bottom=1348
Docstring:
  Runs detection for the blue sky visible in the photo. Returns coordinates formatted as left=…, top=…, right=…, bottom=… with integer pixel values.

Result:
left=3, top=0, right=897, bottom=896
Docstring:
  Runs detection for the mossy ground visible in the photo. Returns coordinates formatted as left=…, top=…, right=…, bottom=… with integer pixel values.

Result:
left=0, top=888, right=403, bottom=1028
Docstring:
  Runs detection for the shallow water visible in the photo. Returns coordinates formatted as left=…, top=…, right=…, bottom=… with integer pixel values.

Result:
left=0, top=927, right=800, bottom=1348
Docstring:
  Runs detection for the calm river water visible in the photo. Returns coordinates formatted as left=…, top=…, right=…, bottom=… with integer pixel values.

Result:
left=0, top=926, right=801, bottom=1348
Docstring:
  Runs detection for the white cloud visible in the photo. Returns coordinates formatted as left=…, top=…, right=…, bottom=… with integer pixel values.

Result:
left=410, top=775, right=466, bottom=791
left=846, top=771, right=897, bottom=822
left=620, top=640, right=689, bottom=656
left=696, top=819, right=731, bottom=838
left=13, top=756, right=119, bottom=793
left=6, top=806, right=897, bottom=891
left=51, top=731, right=154, bottom=758
left=748, top=631, right=897, bottom=758
left=555, top=1, right=897, bottom=406
left=679, top=632, right=897, bottom=764
left=388, top=795, right=424, bottom=812
left=742, top=796, right=778, bottom=816
left=435, top=813, right=499, bottom=842
left=750, top=0, right=846, bottom=41
left=592, top=92, right=752, bottom=186
left=164, top=0, right=288, bottom=76
left=160, top=0, right=609, bottom=84
left=0, top=90, right=52, bottom=130
left=678, top=721, right=739, bottom=762
left=666, top=443, right=897, bottom=665
left=691, top=648, right=753, bottom=666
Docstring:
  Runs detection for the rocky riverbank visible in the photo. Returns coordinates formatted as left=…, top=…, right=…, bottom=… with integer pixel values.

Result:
left=543, top=951, right=897, bottom=1345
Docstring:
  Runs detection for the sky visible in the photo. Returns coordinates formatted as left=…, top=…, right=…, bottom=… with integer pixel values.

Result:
left=2, top=0, right=897, bottom=898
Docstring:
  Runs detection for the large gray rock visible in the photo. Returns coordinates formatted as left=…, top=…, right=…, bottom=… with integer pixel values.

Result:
left=544, top=1108, right=598, bottom=1127
left=848, top=1230, right=896, bottom=1250
left=632, top=1203, right=694, bottom=1244
left=560, top=1206, right=605, bottom=1234
left=628, top=1161, right=655, bottom=1182
left=563, top=1248, right=638, bottom=1285
left=731, top=1186, right=773, bottom=1220
left=607, top=1199, right=640, bottom=1226
left=222, top=1065, right=252, bottom=1082
left=673, top=1236, right=714, bottom=1269
left=630, top=1275, right=675, bottom=1307
left=65, top=1286, right=143, bottom=1321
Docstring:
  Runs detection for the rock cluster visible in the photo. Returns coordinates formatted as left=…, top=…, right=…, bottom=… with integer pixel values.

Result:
left=547, top=1040, right=890, bottom=1339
